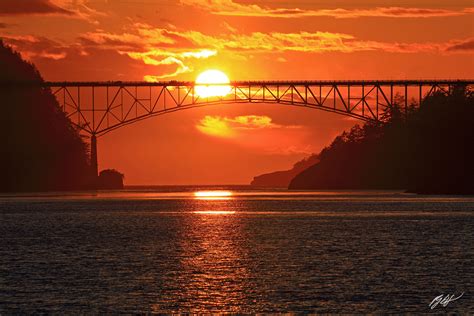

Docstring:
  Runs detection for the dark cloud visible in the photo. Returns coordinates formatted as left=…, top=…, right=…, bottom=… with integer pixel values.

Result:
left=0, top=22, right=7, bottom=28
left=78, top=36, right=144, bottom=51
left=1, top=35, right=75, bottom=60
left=446, top=38, right=474, bottom=52
left=0, top=0, right=73, bottom=16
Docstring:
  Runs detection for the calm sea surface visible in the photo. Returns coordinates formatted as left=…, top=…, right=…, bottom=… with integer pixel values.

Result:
left=0, top=187, right=473, bottom=314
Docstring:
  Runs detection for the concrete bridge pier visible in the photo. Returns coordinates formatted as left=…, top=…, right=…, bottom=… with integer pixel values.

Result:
left=90, top=134, right=98, bottom=183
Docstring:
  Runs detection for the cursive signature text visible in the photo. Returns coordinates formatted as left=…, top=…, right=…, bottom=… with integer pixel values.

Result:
left=429, top=292, right=464, bottom=309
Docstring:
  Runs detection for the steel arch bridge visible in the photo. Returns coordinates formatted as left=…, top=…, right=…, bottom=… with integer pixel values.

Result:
left=41, top=79, right=473, bottom=176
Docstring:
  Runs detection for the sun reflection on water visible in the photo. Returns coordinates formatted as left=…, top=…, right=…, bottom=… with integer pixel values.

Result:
left=168, top=195, right=248, bottom=313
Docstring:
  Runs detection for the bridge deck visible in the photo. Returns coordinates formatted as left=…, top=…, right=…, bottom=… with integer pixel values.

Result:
left=41, top=79, right=474, bottom=87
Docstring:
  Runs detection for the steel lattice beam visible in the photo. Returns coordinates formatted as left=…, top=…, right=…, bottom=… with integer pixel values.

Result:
left=37, top=79, right=474, bottom=137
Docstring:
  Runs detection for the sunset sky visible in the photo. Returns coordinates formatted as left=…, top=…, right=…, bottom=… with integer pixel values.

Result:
left=1, top=0, right=473, bottom=185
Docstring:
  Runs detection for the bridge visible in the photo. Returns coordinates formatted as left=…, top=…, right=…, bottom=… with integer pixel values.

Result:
left=40, top=79, right=473, bottom=177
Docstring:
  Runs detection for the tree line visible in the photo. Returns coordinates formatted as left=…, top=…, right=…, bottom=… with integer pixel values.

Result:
left=290, top=85, right=474, bottom=194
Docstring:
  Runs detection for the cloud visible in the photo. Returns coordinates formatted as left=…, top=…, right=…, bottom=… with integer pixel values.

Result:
left=0, top=23, right=8, bottom=28
left=82, top=23, right=474, bottom=57
left=196, top=115, right=298, bottom=137
left=445, top=37, right=474, bottom=52
left=0, top=0, right=73, bottom=16
left=75, top=22, right=474, bottom=78
left=126, top=49, right=216, bottom=65
left=126, top=49, right=217, bottom=80
left=7, top=20, right=471, bottom=80
left=81, top=24, right=219, bottom=79
left=221, top=21, right=237, bottom=33
left=196, top=115, right=313, bottom=154
left=232, top=115, right=273, bottom=128
left=80, top=23, right=199, bottom=50
left=0, top=0, right=104, bottom=23
left=80, top=29, right=172, bottom=51
left=174, top=29, right=472, bottom=54
left=123, top=48, right=215, bottom=80
left=197, top=115, right=279, bottom=137
left=196, top=115, right=236, bottom=137
left=173, top=30, right=359, bottom=53
left=0, top=35, right=79, bottom=60
left=180, top=0, right=474, bottom=19
left=51, top=0, right=105, bottom=21
left=142, top=57, right=191, bottom=81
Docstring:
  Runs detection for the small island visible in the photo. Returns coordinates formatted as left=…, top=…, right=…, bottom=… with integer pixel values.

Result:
left=97, top=169, right=125, bottom=190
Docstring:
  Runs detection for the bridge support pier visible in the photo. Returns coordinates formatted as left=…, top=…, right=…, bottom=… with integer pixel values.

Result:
left=90, top=134, right=98, bottom=183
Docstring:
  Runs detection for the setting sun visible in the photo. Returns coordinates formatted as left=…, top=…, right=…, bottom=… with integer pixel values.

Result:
left=195, top=70, right=231, bottom=98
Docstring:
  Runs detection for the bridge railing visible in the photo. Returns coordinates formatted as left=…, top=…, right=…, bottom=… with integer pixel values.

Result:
left=37, top=79, right=474, bottom=87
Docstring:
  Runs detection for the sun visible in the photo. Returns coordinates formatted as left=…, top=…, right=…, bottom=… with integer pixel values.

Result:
left=195, top=70, right=231, bottom=98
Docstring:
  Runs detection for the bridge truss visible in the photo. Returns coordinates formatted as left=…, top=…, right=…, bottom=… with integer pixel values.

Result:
left=41, top=79, right=472, bottom=176
left=45, top=80, right=472, bottom=137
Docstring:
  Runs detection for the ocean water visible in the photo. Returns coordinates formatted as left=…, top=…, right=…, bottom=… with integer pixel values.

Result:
left=0, top=187, right=473, bottom=313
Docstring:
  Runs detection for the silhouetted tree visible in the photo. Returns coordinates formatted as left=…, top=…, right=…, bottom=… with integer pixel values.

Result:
left=0, top=40, right=91, bottom=191
left=290, top=85, right=474, bottom=194
left=381, top=93, right=405, bottom=124
left=405, top=85, right=474, bottom=194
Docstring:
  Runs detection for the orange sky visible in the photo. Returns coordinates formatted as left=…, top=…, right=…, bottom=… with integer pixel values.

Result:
left=1, top=0, right=473, bottom=185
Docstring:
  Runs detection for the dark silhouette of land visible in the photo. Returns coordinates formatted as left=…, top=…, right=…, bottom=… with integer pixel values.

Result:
left=98, top=169, right=124, bottom=189
left=0, top=40, right=128, bottom=192
left=0, top=41, right=92, bottom=191
left=251, top=154, right=319, bottom=187
left=289, top=87, right=474, bottom=194
left=0, top=42, right=127, bottom=192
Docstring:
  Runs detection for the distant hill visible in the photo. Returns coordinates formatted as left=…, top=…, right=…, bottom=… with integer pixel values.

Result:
left=0, top=40, right=92, bottom=192
left=289, top=86, right=474, bottom=194
left=251, top=154, right=319, bottom=187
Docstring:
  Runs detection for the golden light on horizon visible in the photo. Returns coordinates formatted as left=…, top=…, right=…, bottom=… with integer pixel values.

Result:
left=194, top=190, right=233, bottom=197
left=195, top=70, right=231, bottom=98
left=193, top=210, right=236, bottom=215
left=193, top=190, right=233, bottom=200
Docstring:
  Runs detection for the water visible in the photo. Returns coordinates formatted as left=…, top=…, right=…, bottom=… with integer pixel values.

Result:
left=1, top=188, right=473, bottom=313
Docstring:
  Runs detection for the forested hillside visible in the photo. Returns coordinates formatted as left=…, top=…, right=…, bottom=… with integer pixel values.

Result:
left=0, top=40, right=91, bottom=191
left=290, top=86, right=474, bottom=194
